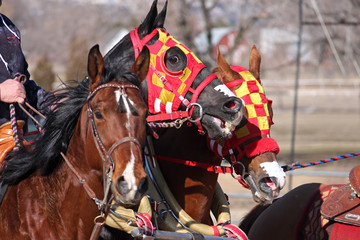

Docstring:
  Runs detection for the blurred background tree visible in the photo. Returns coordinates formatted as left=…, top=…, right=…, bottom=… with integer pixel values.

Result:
left=65, top=35, right=89, bottom=81
left=32, top=54, right=55, bottom=91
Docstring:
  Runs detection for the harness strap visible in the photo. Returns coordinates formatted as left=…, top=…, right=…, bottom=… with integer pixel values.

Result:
left=149, top=154, right=233, bottom=174
left=151, top=65, right=191, bottom=107
left=61, top=152, right=97, bottom=200
left=130, top=27, right=158, bottom=59
left=188, top=73, right=216, bottom=104
left=146, top=110, right=190, bottom=122
left=108, top=137, right=141, bottom=155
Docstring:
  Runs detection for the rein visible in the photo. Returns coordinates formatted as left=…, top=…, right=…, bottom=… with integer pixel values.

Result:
left=282, top=152, right=360, bottom=172
left=9, top=74, right=46, bottom=149
left=145, top=153, right=250, bottom=189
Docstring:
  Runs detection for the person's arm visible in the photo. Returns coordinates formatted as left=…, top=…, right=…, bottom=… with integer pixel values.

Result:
left=0, top=78, right=26, bottom=104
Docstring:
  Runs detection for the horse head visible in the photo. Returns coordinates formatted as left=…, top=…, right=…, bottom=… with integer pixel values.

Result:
left=213, top=46, right=286, bottom=204
left=104, top=0, right=245, bottom=140
left=85, top=45, right=150, bottom=207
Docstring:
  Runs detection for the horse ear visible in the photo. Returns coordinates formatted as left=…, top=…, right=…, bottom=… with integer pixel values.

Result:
left=216, top=48, right=240, bottom=90
left=138, top=0, right=158, bottom=37
left=154, top=0, right=167, bottom=28
left=87, top=44, right=104, bottom=92
left=131, top=46, right=150, bottom=84
left=249, top=45, right=261, bottom=80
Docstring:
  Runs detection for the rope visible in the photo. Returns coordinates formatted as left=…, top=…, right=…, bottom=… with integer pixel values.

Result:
left=8, top=73, right=27, bottom=150
left=9, top=103, right=20, bottom=150
left=147, top=117, right=190, bottom=129
left=282, top=152, right=360, bottom=172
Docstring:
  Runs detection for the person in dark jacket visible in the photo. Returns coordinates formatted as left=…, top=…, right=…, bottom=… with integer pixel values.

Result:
left=0, top=0, right=55, bottom=162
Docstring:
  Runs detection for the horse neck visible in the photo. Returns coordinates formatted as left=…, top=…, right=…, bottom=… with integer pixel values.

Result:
left=1, top=146, right=101, bottom=238
left=153, top=125, right=220, bottom=224
left=65, top=108, right=104, bottom=199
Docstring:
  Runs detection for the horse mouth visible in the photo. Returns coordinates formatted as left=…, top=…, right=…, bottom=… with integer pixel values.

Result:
left=202, top=114, right=238, bottom=139
left=246, top=174, right=285, bottom=204
left=110, top=184, right=141, bottom=207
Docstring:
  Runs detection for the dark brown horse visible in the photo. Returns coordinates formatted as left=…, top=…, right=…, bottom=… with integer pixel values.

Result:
left=101, top=0, right=284, bottom=238
left=149, top=45, right=285, bottom=228
left=136, top=46, right=286, bottom=237
left=240, top=165, right=360, bottom=240
left=0, top=45, right=150, bottom=239
left=103, top=0, right=244, bottom=227
left=102, top=35, right=285, bottom=240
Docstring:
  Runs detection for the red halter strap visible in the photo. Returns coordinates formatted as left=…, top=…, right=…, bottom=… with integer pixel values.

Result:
left=147, top=154, right=233, bottom=174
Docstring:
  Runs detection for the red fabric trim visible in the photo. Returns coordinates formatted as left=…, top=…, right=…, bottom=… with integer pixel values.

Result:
left=225, top=79, right=245, bottom=89
left=211, top=226, right=220, bottom=236
left=243, top=137, right=279, bottom=158
left=330, top=223, right=360, bottom=240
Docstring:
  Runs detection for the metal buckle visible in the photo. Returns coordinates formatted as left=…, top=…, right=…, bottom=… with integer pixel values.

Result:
left=186, top=102, right=203, bottom=123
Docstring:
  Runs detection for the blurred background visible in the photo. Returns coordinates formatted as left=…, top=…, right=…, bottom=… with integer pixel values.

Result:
left=3, top=0, right=359, bottom=223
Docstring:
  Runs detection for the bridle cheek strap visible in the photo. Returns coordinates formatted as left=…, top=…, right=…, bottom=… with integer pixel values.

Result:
left=186, top=73, right=217, bottom=134
left=188, top=73, right=216, bottom=104
left=130, top=27, right=158, bottom=59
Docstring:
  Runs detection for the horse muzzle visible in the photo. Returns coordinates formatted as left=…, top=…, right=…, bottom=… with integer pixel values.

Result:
left=111, top=176, right=148, bottom=207
left=200, top=97, right=245, bottom=140
left=246, top=164, right=286, bottom=204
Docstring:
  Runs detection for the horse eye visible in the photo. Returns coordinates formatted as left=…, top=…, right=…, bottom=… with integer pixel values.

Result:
left=164, top=47, right=187, bottom=73
left=169, top=55, right=179, bottom=64
left=94, top=110, right=104, bottom=120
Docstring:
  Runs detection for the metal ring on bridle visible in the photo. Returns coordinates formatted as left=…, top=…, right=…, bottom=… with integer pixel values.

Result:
left=186, top=102, right=203, bottom=123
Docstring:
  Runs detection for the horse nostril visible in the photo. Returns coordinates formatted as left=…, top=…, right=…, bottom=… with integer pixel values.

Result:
left=224, top=97, right=242, bottom=112
left=116, top=176, right=130, bottom=195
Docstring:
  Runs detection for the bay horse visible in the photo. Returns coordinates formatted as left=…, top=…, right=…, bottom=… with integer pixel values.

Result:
left=240, top=165, right=360, bottom=240
left=0, top=44, right=150, bottom=239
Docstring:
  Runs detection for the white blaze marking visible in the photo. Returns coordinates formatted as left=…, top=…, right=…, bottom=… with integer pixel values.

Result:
left=260, top=161, right=286, bottom=178
left=122, top=152, right=137, bottom=193
left=115, top=89, right=133, bottom=131
left=214, top=85, right=236, bottom=97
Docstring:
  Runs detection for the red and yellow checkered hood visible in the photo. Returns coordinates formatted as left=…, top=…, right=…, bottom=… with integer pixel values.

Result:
left=208, top=65, right=279, bottom=159
left=145, top=29, right=205, bottom=114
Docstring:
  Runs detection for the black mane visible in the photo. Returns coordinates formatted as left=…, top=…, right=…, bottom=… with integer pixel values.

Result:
left=104, top=0, right=167, bottom=73
left=0, top=68, right=140, bottom=185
